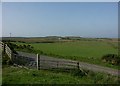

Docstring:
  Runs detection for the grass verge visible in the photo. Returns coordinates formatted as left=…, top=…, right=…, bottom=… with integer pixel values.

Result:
left=2, top=65, right=119, bottom=84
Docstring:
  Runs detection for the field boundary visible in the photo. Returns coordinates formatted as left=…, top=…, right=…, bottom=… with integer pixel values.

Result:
left=1, top=42, right=13, bottom=59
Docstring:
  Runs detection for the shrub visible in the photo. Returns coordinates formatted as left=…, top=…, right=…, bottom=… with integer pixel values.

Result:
left=72, top=69, right=87, bottom=77
left=5, top=42, right=18, bottom=54
left=23, top=45, right=26, bottom=48
left=101, top=54, right=120, bottom=65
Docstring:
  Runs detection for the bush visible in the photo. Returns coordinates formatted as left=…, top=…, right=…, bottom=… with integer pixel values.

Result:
left=5, top=42, right=18, bottom=54
left=101, top=54, right=120, bottom=65
left=72, top=69, right=87, bottom=77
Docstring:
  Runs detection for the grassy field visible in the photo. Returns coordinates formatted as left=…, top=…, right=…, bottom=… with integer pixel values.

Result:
left=13, top=39, right=119, bottom=69
left=31, top=41, right=117, bottom=57
left=2, top=65, right=119, bottom=84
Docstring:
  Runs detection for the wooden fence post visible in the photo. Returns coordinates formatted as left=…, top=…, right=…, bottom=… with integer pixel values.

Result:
left=10, top=50, right=12, bottom=61
left=57, top=61, right=59, bottom=68
left=77, top=62, right=79, bottom=69
left=3, top=43, right=5, bottom=54
left=37, top=54, right=40, bottom=70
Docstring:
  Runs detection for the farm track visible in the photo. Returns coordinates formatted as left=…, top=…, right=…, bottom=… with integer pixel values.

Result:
left=17, top=51, right=120, bottom=76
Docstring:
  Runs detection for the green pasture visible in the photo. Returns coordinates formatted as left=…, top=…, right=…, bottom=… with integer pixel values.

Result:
left=32, top=41, right=117, bottom=58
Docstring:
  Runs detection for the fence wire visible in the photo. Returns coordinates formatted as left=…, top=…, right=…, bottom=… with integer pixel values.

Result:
left=13, top=54, right=37, bottom=69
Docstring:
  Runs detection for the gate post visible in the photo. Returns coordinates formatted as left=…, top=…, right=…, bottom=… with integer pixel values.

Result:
left=3, top=43, right=5, bottom=54
left=37, top=54, right=40, bottom=70
left=77, top=62, right=79, bottom=69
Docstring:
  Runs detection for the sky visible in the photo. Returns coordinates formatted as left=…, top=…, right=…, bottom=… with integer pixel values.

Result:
left=1, top=0, right=120, bottom=2
left=2, top=2, right=118, bottom=38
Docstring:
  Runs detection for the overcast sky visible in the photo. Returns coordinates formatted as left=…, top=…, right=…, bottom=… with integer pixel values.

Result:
left=2, top=2, right=118, bottom=38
